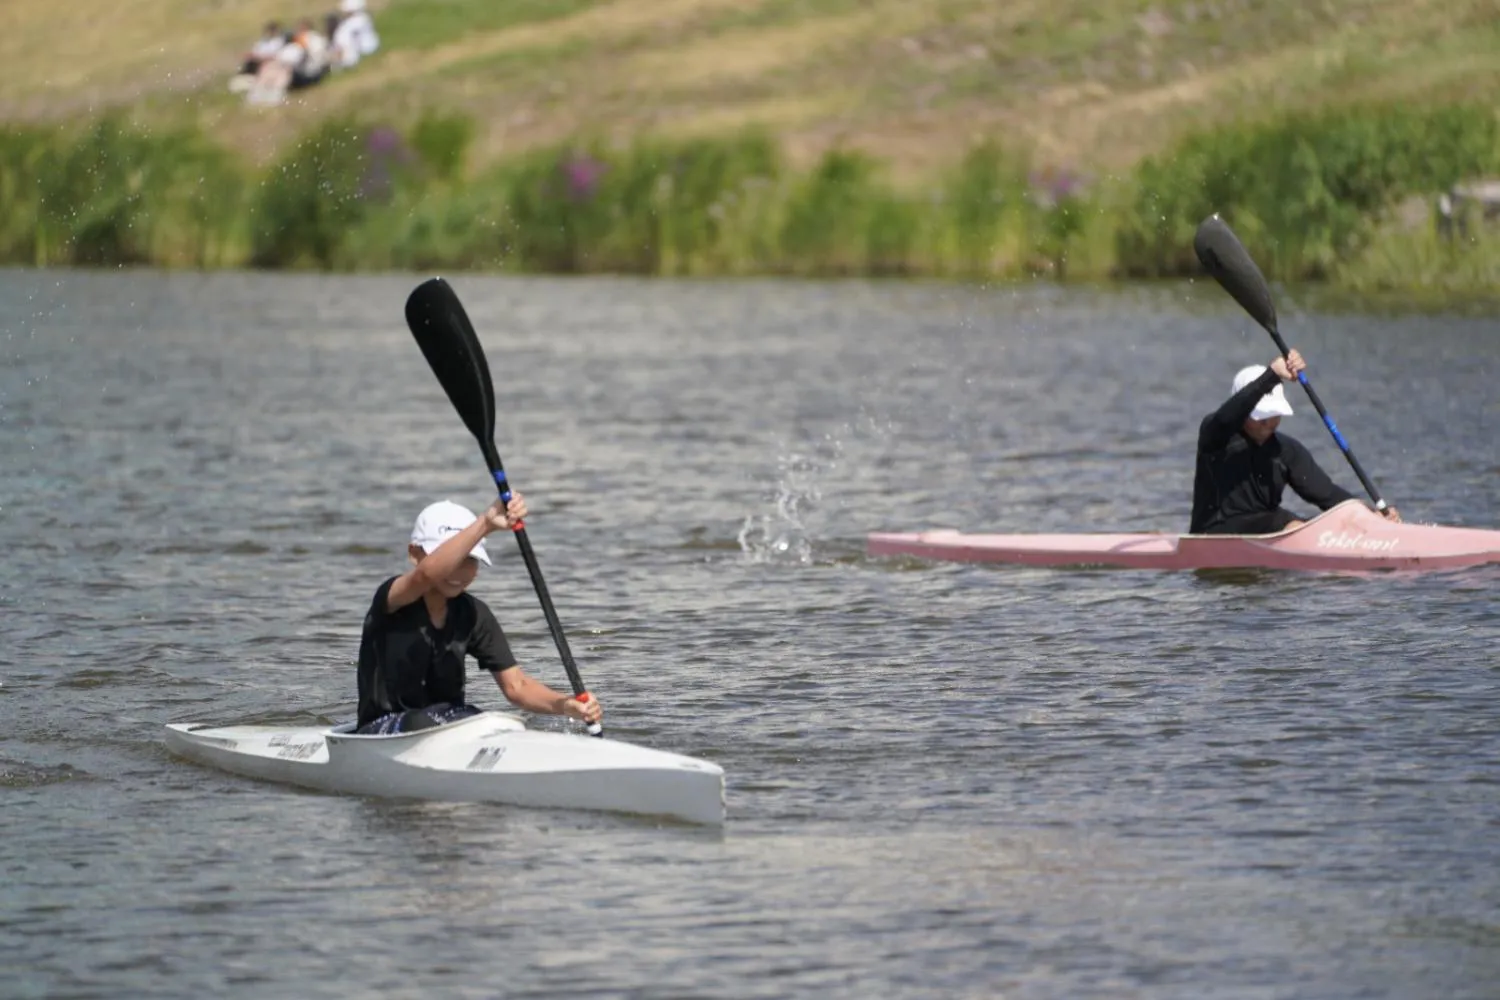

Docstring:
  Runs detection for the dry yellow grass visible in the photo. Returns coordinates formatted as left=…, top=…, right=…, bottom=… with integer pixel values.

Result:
left=0, top=0, right=287, bottom=116
left=623, top=9, right=900, bottom=93
left=2, top=0, right=1496, bottom=176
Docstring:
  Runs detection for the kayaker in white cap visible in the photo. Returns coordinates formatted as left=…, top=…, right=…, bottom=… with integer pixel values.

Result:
left=353, top=493, right=604, bottom=734
left=1189, top=348, right=1401, bottom=534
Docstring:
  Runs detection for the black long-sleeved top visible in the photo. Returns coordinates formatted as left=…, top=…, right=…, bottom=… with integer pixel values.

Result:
left=1189, top=369, right=1354, bottom=534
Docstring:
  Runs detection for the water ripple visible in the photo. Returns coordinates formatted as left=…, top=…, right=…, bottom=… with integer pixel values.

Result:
left=0, top=271, right=1496, bottom=1000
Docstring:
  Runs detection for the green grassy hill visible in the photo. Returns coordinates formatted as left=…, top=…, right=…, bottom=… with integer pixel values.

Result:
left=3, top=0, right=1497, bottom=295
left=5, top=0, right=1497, bottom=178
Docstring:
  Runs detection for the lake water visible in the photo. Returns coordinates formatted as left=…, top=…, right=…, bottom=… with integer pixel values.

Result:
left=2, top=268, right=1497, bottom=999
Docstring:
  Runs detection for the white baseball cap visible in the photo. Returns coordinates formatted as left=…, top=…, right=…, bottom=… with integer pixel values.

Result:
left=1232, top=365, right=1294, bottom=420
left=339, top=0, right=366, bottom=12
left=410, top=500, right=491, bottom=565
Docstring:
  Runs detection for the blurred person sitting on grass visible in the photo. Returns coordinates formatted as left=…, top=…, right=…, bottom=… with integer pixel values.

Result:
left=229, top=21, right=287, bottom=93
left=246, top=18, right=332, bottom=106
left=331, top=0, right=381, bottom=70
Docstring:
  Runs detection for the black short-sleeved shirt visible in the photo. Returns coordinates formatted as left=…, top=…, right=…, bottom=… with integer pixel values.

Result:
left=355, top=576, right=517, bottom=727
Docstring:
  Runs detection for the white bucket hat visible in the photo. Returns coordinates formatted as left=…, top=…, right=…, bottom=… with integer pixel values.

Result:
left=410, top=500, right=491, bottom=565
left=1232, top=364, right=1294, bottom=420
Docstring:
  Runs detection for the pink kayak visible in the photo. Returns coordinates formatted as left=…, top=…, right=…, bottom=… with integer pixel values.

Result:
left=867, top=500, right=1500, bottom=573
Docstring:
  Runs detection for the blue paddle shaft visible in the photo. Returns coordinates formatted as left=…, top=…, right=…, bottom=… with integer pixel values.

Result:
left=1299, top=373, right=1349, bottom=449
left=1267, top=329, right=1387, bottom=511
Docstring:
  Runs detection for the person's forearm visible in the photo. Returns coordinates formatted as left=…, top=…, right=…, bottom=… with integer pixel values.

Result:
left=1285, top=444, right=1355, bottom=509
left=414, top=520, right=491, bottom=584
left=1201, top=369, right=1280, bottom=450
left=496, top=671, right=569, bottom=715
left=1214, top=369, right=1280, bottom=429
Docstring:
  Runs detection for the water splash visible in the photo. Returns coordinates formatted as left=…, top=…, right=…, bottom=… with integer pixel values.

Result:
left=736, top=437, right=843, bottom=564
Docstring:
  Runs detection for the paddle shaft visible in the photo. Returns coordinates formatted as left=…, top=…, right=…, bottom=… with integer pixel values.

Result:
left=486, top=466, right=592, bottom=704
left=478, top=424, right=602, bottom=740
left=1262, top=325, right=1388, bottom=512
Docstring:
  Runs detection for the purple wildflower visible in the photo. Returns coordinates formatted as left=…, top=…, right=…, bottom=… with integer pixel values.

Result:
left=356, top=127, right=414, bottom=202
left=368, top=127, right=404, bottom=157
left=1029, top=166, right=1087, bottom=209
left=560, top=154, right=606, bottom=202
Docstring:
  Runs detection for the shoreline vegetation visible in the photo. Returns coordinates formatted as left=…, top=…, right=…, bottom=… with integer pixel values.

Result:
left=1, top=104, right=1497, bottom=299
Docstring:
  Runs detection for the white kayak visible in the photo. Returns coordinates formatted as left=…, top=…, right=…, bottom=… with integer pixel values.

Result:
left=164, top=710, right=725, bottom=826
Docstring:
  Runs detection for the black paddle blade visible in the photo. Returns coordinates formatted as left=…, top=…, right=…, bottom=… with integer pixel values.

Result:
left=1193, top=215, right=1280, bottom=339
left=404, top=278, right=499, bottom=466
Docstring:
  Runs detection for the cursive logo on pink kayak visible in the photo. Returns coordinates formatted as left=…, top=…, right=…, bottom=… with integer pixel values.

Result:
left=1316, top=530, right=1398, bottom=553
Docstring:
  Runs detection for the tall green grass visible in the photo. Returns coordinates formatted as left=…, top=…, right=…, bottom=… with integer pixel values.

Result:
left=329, top=128, right=1042, bottom=278
left=250, top=119, right=408, bottom=268
left=1333, top=211, right=1500, bottom=302
left=0, top=117, right=246, bottom=267
left=1116, top=104, right=1499, bottom=280
left=2, top=104, right=1497, bottom=295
